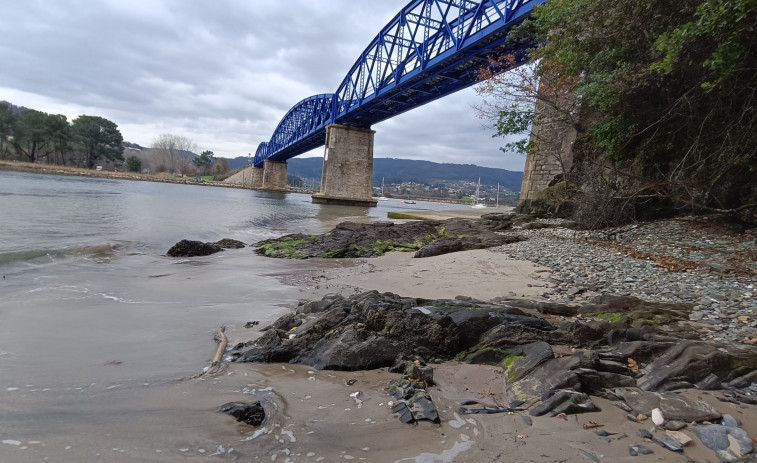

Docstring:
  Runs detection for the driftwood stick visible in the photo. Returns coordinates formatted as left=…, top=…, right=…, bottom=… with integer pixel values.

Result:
left=212, top=326, right=228, bottom=365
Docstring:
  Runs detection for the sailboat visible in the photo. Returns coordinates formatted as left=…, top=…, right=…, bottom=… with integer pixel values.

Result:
left=472, top=177, right=487, bottom=209
left=378, top=177, right=389, bottom=201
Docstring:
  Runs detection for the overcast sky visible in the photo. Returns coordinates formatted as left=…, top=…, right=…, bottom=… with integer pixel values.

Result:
left=0, top=0, right=527, bottom=171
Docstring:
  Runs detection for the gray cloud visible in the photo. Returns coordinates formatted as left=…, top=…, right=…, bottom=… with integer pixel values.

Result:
left=0, top=0, right=527, bottom=171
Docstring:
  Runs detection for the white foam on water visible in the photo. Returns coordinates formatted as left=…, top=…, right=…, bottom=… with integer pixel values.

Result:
left=394, top=436, right=476, bottom=463
left=280, top=430, right=296, bottom=443
left=448, top=413, right=466, bottom=429
left=2, top=440, right=21, bottom=446
left=6, top=387, right=19, bottom=391
left=242, top=427, right=272, bottom=441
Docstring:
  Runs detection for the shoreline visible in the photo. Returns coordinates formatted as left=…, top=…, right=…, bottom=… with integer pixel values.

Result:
left=224, top=213, right=757, bottom=462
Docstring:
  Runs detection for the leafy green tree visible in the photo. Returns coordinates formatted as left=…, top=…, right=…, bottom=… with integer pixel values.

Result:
left=192, top=150, right=214, bottom=176
left=12, top=109, right=64, bottom=164
left=0, top=102, right=14, bottom=160
left=125, top=155, right=142, bottom=172
left=71, top=115, right=124, bottom=169
left=482, top=0, right=757, bottom=222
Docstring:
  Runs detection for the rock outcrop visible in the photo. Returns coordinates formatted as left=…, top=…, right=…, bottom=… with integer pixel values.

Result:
left=255, top=214, right=528, bottom=259
left=166, top=238, right=246, bottom=257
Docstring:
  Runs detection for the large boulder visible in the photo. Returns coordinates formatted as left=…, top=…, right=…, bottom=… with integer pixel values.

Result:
left=166, top=239, right=222, bottom=257
left=231, top=291, right=560, bottom=371
left=638, top=342, right=757, bottom=392
left=217, top=401, right=266, bottom=426
left=255, top=217, right=528, bottom=259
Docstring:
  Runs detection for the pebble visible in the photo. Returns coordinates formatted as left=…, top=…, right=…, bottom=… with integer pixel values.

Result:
left=494, top=217, right=757, bottom=344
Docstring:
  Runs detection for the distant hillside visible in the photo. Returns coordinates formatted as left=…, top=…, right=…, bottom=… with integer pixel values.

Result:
left=227, top=156, right=523, bottom=191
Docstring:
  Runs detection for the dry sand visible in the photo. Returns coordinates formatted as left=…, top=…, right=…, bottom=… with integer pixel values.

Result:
left=284, top=248, right=552, bottom=301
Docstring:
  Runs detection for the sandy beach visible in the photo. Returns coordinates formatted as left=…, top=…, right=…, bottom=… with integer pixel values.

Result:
left=219, top=237, right=756, bottom=463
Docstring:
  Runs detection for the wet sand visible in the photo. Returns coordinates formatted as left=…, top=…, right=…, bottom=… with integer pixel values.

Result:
left=3, top=243, right=754, bottom=462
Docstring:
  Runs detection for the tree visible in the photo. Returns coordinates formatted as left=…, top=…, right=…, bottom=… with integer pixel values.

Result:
left=0, top=102, right=14, bottom=160
left=13, top=109, right=50, bottom=163
left=125, top=155, right=142, bottom=172
left=213, top=157, right=229, bottom=175
left=152, top=134, right=197, bottom=176
left=71, top=115, right=124, bottom=169
left=479, top=0, right=757, bottom=224
left=192, top=150, right=214, bottom=176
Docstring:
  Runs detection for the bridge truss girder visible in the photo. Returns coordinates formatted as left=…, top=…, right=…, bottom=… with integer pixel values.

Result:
left=255, top=0, right=545, bottom=166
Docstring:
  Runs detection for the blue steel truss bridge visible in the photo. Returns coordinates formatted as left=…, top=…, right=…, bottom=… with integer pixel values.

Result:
left=254, top=0, right=545, bottom=167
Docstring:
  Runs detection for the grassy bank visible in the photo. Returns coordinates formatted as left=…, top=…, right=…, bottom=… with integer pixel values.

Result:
left=0, top=160, right=249, bottom=189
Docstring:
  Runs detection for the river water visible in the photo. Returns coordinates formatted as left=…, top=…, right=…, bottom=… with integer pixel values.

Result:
left=0, top=171, right=465, bottom=462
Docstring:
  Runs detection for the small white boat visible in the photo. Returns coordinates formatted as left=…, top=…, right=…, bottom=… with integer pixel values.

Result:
left=378, top=177, right=389, bottom=200
left=401, top=200, right=416, bottom=204
left=472, top=178, right=487, bottom=208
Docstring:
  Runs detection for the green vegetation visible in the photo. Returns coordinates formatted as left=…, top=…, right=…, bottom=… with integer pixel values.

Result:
left=192, top=150, right=215, bottom=176
left=0, top=101, right=126, bottom=169
left=480, top=0, right=757, bottom=225
left=71, top=115, right=124, bottom=169
left=588, top=312, right=625, bottom=324
left=125, top=155, right=142, bottom=172
left=258, top=237, right=308, bottom=259
left=457, top=346, right=509, bottom=362
left=503, top=354, right=526, bottom=382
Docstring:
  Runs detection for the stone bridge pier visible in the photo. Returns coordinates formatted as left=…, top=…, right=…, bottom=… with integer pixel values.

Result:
left=262, top=160, right=288, bottom=191
left=519, top=74, right=578, bottom=204
left=312, top=124, right=378, bottom=207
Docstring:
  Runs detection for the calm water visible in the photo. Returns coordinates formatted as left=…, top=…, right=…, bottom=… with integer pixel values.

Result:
left=0, top=170, right=463, bottom=462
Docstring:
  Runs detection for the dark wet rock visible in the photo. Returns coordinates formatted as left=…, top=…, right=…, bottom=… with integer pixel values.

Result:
left=659, top=396, right=721, bottom=422
left=692, top=425, right=754, bottom=462
left=722, top=414, right=741, bottom=427
left=214, top=238, right=246, bottom=249
left=639, top=429, right=654, bottom=439
left=388, top=379, right=440, bottom=424
left=232, top=291, right=565, bottom=371
left=506, top=355, right=582, bottom=409
left=503, top=299, right=580, bottom=317
left=409, top=394, right=439, bottom=423
left=530, top=390, right=599, bottom=416
left=615, top=388, right=662, bottom=415
left=729, top=371, right=757, bottom=389
left=502, top=341, right=554, bottom=383
left=629, top=444, right=654, bottom=456
left=218, top=401, right=266, bottom=426
left=522, top=415, right=533, bottom=426
left=392, top=401, right=416, bottom=424
left=295, top=294, right=344, bottom=315
left=597, top=359, right=631, bottom=375
left=698, top=373, right=724, bottom=390
left=661, top=436, right=684, bottom=452
left=413, top=239, right=466, bottom=258
left=585, top=294, right=693, bottom=326
left=255, top=217, right=528, bottom=260
left=167, top=239, right=222, bottom=257
left=638, top=342, right=757, bottom=392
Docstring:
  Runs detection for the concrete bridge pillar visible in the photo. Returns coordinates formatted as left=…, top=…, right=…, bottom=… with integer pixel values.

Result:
left=312, top=124, right=378, bottom=207
left=262, top=160, right=288, bottom=191
left=519, top=74, right=578, bottom=203
left=251, top=166, right=264, bottom=188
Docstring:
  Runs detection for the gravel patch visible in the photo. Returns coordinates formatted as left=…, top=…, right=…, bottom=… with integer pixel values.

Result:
left=492, top=217, right=757, bottom=345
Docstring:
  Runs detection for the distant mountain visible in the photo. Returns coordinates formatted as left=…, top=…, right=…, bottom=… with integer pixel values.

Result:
left=1, top=100, right=28, bottom=115
left=226, top=156, right=523, bottom=191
